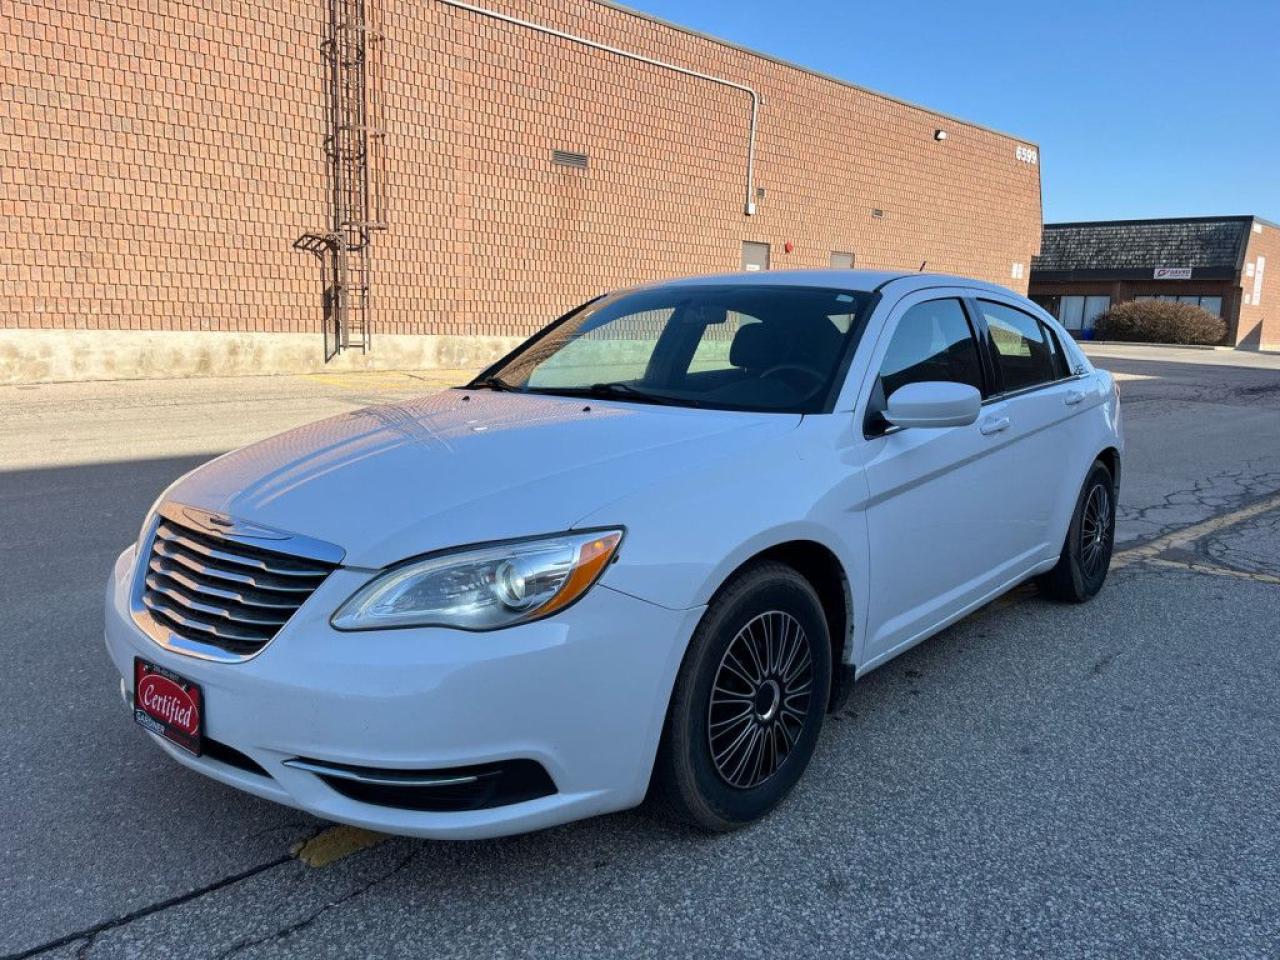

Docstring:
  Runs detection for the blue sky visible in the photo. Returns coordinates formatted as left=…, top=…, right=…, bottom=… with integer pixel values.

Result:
left=624, top=0, right=1280, bottom=223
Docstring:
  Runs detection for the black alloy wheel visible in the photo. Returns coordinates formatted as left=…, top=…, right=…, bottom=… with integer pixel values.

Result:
left=650, top=561, right=832, bottom=831
left=707, top=610, right=814, bottom=789
left=1038, top=459, right=1116, bottom=602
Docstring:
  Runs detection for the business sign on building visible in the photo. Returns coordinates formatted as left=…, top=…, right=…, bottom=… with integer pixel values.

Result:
left=1154, top=267, right=1193, bottom=280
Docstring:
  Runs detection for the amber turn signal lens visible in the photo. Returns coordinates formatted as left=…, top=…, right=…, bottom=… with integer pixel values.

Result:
left=539, top=531, right=623, bottom=616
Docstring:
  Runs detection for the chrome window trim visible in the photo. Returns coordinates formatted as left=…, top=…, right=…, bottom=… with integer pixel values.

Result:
left=869, top=369, right=1094, bottom=439
left=981, top=371, right=1093, bottom=405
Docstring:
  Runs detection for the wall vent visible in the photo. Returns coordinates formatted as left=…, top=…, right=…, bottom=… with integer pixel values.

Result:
left=552, top=149, right=589, bottom=169
left=871, top=208, right=885, bottom=219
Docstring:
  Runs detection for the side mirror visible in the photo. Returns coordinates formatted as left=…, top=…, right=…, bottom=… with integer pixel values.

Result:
left=884, top=381, right=981, bottom=429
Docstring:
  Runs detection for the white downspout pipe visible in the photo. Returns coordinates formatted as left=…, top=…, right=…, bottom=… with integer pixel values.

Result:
left=438, top=0, right=760, bottom=215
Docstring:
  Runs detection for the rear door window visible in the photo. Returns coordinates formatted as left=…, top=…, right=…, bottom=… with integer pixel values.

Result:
left=979, top=300, right=1066, bottom=392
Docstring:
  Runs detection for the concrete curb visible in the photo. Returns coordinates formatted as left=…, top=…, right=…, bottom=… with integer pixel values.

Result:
left=1084, top=340, right=1280, bottom=355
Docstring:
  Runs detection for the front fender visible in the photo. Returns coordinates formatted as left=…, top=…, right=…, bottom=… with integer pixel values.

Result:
left=579, top=419, right=871, bottom=666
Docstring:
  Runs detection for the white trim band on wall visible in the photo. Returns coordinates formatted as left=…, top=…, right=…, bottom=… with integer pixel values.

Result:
left=438, top=0, right=760, bottom=215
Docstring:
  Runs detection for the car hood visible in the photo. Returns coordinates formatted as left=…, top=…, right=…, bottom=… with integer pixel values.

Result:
left=167, top=390, right=801, bottom=568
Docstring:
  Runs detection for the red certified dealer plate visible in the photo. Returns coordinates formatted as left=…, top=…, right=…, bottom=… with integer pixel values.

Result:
left=133, top=658, right=203, bottom=756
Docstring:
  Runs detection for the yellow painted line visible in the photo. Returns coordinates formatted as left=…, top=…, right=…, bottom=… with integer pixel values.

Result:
left=292, top=826, right=388, bottom=868
left=1114, top=490, right=1280, bottom=569
left=1144, top=557, right=1280, bottom=586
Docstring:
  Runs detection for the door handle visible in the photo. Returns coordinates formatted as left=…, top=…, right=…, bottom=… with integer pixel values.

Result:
left=979, top=416, right=1010, bottom=436
left=1065, top=390, right=1087, bottom=406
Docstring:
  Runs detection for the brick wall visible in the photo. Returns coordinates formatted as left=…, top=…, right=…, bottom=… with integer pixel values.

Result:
left=3, top=0, right=1042, bottom=346
left=4, top=2, right=325, bottom=334
left=1237, top=220, right=1280, bottom=349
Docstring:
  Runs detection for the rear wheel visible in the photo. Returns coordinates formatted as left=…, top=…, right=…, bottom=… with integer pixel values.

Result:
left=1038, top=460, right=1116, bottom=602
left=649, top=561, right=831, bottom=831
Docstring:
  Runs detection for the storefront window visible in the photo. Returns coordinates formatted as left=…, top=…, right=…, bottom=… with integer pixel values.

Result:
left=1083, top=296, right=1110, bottom=332
left=1055, top=295, right=1110, bottom=333
left=1060, top=296, right=1085, bottom=331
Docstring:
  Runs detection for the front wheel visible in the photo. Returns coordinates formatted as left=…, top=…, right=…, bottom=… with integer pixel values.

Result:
left=1038, top=460, right=1116, bottom=602
left=649, top=561, right=832, bottom=832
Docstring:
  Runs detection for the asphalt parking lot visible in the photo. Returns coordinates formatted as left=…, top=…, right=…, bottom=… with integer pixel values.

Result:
left=3, top=345, right=1280, bottom=960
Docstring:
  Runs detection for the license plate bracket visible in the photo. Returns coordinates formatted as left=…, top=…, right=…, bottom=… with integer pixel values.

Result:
left=133, top=657, right=203, bottom=756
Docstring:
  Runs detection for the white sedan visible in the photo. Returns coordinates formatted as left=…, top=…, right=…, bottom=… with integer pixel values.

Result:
left=105, top=270, right=1122, bottom=838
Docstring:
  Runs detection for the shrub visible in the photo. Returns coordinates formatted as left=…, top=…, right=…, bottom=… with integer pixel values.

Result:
left=1093, top=300, right=1227, bottom=345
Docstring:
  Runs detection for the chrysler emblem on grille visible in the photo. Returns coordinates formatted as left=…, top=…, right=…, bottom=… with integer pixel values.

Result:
left=180, top=506, right=289, bottom=541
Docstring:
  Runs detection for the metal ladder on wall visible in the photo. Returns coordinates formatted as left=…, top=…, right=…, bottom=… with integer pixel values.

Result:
left=295, top=0, right=387, bottom=359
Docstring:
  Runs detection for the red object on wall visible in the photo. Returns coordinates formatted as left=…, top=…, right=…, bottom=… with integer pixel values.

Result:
left=784, top=242, right=794, bottom=254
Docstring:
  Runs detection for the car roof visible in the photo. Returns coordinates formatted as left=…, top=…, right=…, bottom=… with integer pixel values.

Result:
left=641, top=269, right=1026, bottom=300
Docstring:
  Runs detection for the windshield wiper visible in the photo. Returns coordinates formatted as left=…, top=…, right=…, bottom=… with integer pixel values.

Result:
left=584, top=382, right=699, bottom=407
left=489, top=380, right=699, bottom=407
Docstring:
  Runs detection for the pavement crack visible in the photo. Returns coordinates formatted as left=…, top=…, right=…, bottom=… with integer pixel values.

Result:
left=6, top=860, right=291, bottom=960
left=216, top=848, right=420, bottom=958
left=4, top=832, right=324, bottom=960
left=1117, top=466, right=1280, bottom=547
left=1115, top=487, right=1280, bottom=571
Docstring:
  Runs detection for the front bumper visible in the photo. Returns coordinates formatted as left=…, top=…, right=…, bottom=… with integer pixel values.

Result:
left=105, top=545, right=702, bottom=839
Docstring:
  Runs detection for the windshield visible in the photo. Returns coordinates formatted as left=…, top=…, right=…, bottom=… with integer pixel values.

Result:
left=471, top=284, right=875, bottom=413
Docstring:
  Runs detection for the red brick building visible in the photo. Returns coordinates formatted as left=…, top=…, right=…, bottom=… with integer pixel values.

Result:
left=1029, top=216, right=1279, bottom=349
left=2, top=0, right=1044, bottom=382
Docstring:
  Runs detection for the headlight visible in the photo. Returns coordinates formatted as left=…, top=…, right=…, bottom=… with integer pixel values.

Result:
left=331, top=529, right=624, bottom=631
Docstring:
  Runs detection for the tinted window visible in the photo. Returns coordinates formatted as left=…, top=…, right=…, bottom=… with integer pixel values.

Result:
left=981, top=300, right=1064, bottom=391
left=877, top=298, right=984, bottom=400
left=482, top=284, right=874, bottom=414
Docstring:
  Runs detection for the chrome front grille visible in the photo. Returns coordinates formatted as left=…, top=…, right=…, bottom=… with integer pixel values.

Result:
left=136, top=507, right=340, bottom=660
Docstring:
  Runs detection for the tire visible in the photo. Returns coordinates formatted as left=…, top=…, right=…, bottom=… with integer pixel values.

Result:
left=1037, top=460, right=1116, bottom=603
left=649, top=561, right=832, bottom=832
